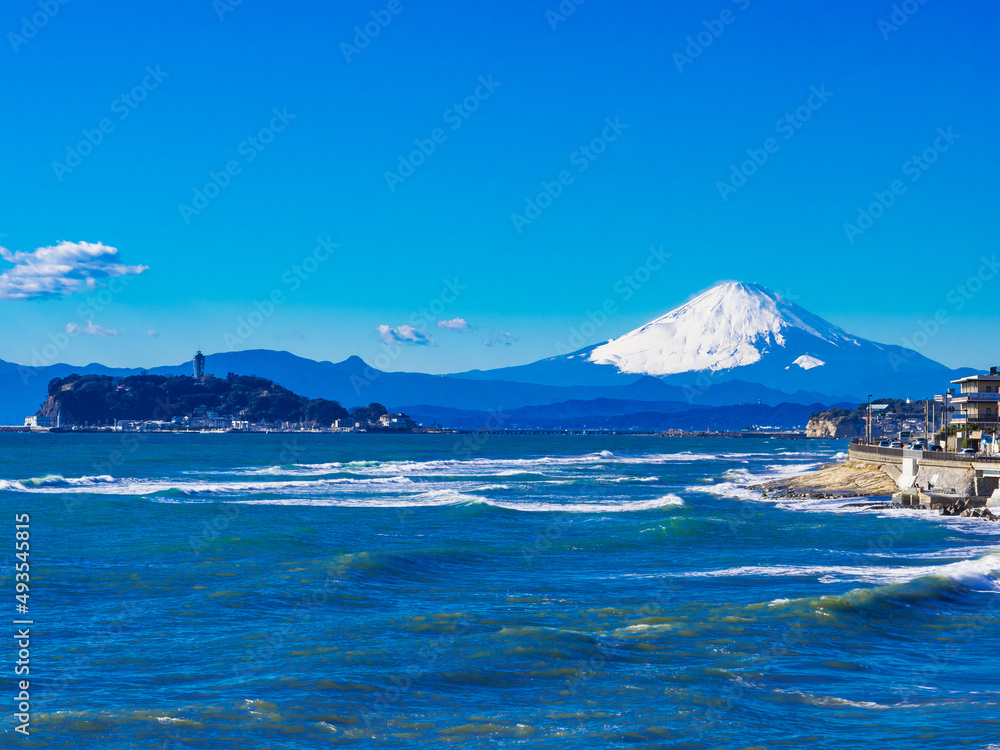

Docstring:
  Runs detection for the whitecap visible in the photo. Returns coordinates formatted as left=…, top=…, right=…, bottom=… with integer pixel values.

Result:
left=675, top=553, right=1000, bottom=589
left=481, top=494, right=684, bottom=513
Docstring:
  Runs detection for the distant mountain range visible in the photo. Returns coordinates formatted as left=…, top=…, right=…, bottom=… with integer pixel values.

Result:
left=1, top=281, right=976, bottom=427
left=401, top=399, right=844, bottom=432
left=454, top=282, right=973, bottom=397
left=1, top=350, right=844, bottom=426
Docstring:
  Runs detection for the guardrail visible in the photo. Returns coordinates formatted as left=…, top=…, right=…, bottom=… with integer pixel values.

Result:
left=848, top=444, right=904, bottom=460
left=848, top=443, right=1000, bottom=464
left=916, top=451, right=1000, bottom=465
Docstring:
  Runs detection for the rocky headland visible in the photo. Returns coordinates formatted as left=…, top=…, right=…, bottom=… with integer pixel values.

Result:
left=749, top=460, right=998, bottom=521
left=751, top=461, right=898, bottom=499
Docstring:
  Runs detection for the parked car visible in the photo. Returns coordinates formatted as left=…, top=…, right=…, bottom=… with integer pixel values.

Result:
left=928, top=445, right=944, bottom=452
left=889, top=441, right=903, bottom=448
left=878, top=440, right=891, bottom=447
left=908, top=443, right=925, bottom=450
left=960, top=448, right=977, bottom=455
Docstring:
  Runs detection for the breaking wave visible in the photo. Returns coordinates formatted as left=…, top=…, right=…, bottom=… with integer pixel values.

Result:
left=681, top=553, right=1000, bottom=589
left=209, top=451, right=720, bottom=479
left=0, top=474, right=117, bottom=491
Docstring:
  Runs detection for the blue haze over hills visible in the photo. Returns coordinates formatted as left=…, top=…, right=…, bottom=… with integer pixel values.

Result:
left=2, top=283, right=976, bottom=427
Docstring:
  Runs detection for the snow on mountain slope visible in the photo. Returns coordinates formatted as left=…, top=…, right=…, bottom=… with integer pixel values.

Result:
left=791, top=354, right=825, bottom=370
left=453, top=280, right=973, bottom=400
left=588, top=282, right=857, bottom=376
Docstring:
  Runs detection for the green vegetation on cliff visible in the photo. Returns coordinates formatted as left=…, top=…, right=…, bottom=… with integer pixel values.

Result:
left=39, top=372, right=351, bottom=426
left=806, top=398, right=942, bottom=439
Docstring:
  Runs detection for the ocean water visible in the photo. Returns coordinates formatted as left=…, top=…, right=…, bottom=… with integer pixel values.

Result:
left=1, top=433, right=998, bottom=749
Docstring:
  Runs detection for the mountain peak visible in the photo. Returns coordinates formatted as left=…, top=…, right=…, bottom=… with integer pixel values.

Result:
left=588, top=280, right=858, bottom=376
left=713, top=279, right=768, bottom=293
left=701, top=279, right=782, bottom=301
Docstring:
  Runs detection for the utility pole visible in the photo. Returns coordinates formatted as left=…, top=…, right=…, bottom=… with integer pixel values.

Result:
left=924, top=399, right=929, bottom=444
left=944, top=390, right=951, bottom=450
left=867, top=394, right=872, bottom=444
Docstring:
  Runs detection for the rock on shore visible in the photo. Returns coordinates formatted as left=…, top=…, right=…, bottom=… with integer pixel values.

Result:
left=750, top=460, right=999, bottom=521
left=756, top=461, right=899, bottom=499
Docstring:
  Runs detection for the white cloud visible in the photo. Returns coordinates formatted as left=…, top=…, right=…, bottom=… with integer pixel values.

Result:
left=147, top=329, right=160, bottom=337
left=437, top=317, right=471, bottom=332
left=66, top=321, right=119, bottom=336
left=0, top=240, right=147, bottom=300
left=378, top=324, right=433, bottom=346
left=483, top=332, right=519, bottom=347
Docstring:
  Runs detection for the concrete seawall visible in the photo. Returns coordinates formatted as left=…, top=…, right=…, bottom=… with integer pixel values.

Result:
left=847, top=444, right=1000, bottom=508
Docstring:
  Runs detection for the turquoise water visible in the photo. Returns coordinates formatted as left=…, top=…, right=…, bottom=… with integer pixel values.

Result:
left=1, top=434, right=998, bottom=748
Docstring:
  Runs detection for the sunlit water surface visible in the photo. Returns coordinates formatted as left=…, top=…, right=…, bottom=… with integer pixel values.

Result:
left=1, top=434, right=998, bottom=748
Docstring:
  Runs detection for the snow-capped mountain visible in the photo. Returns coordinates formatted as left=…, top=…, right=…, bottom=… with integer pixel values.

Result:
left=455, top=281, right=973, bottom=400
left=587, top=282, right=855, bottom=375
left=1, top=282, right=973, bottom=423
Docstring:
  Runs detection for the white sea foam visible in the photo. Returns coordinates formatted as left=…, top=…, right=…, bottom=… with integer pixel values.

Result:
left=873, top=545, right=1000, bottom=561
left=5, top=475, right=416, bottom=496
left=241, top=462, right=345, bottom=476
left=779, top=690, right=916, bottom=710
left=685, top=461, right=886, bottom=515
left=0, top=474, right=117, bottom=491
left=684, top=479, right=762, bottom=502
left=611, top=622, right=674, bottom=635
left=481, top=494, right=684, bottom=513
left=719, top=451, right=830, bottom=460
left=763, top=462, right=819, bottom=474
left=233, top=488, right=490, bottom=508
left=210, top=450, right=719, bottom=480
left=231, top=490, right=686, bottom=512
left=676, top=553, right=1000, bottom=589
left=0, top=448, right=817, bottom=519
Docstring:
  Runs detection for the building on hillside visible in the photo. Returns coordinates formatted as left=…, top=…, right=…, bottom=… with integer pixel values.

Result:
left=950, top=368, right=1000, bottom=436
left=190, top=415, right=229, bottom=429
left=334, top=418, right=357, bottom=431
left=379, top=413, right=417, bottom=430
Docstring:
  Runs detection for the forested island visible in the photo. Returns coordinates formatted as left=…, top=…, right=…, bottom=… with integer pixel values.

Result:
left=34, top=372, right=410, bottom=430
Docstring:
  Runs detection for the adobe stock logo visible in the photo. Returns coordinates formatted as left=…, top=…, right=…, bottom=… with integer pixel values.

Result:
left=510, top=117, right=627, bottom=233
left=341, top=0, right=414, bottom=63
left=673, top=0, right=751, bottom=73
left=178, top=108, right=295, bottom=223
left=214, top=0, right=245, bottom=21
left=545, top=0, right=586, bottom=31
left=384, top=75, right=501, bottom=192
left=223, top=236, right=337, bottom=350
left=716, top=85, right=833, bottom=201
left=878, top=0, right=930, bottom=40
left=7, top=0, right=71, bottom=53
left=842, top=127, right=959, bottom=244
left=52, top=66, right=169, bottom=182
left=553, top=245, right=670, bottom=355
left=889, top=255, right=998, bottom=372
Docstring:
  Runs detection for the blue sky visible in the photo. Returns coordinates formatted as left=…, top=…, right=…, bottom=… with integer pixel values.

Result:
left=1, top=0, right=998, bottom=372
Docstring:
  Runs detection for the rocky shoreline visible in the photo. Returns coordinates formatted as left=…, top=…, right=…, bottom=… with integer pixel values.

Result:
left=749, top=461, right=898, bottom=499
left=748, top=461, right=998, bottom=522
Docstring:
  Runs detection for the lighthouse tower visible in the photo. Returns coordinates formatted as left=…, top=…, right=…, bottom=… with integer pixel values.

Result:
left=193, top=350, right=206, bottom=378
